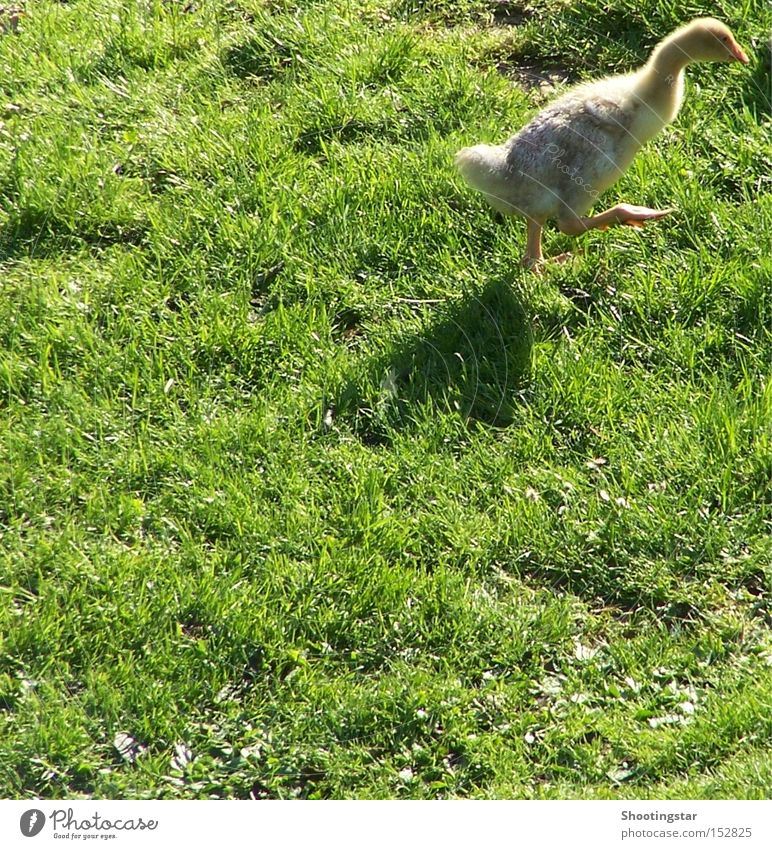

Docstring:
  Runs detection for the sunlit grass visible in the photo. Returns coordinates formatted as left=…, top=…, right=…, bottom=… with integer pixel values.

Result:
left=0, top=0, right=770, bottom=799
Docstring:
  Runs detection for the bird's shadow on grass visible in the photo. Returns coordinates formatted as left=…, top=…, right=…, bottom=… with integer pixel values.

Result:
left=333, top=277, right=533, bottom=445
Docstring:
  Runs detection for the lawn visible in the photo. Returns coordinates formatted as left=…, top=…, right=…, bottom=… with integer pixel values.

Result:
left=0, top=0, right=771, bottom=799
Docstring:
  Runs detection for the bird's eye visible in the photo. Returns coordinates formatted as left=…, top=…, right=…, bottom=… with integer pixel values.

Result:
left=721, top=36, right=729, bottom=43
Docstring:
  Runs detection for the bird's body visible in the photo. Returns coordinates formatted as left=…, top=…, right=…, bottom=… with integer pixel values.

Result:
left=456, top=18, right=749, bottom=268
left=458, top=72, right=681, bottom=220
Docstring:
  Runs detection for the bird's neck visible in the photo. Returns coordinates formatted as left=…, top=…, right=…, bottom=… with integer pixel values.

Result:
left=634, top=37, right=689, bottom=127
left=648, top=35, right=693, bottom=80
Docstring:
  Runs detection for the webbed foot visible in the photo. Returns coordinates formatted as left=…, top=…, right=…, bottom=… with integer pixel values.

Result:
left=613, top=204, right=676, bottom=229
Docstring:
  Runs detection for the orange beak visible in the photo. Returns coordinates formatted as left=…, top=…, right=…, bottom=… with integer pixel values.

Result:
left=729, top=39, right=750, bottom=64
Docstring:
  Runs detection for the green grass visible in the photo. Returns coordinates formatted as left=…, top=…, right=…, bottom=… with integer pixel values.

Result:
left=0, top=0, right=771, bottom=799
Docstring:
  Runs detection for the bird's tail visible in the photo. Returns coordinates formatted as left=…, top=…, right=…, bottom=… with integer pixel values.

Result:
left=454, top=144, right=512, bottom=213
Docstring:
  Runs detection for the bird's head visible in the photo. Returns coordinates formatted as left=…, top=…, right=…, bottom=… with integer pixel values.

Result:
left=676, top=18, right=749, bottom=65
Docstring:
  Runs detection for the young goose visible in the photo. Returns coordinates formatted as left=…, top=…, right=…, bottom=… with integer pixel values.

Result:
left=456, top=18, right=749, bottom=269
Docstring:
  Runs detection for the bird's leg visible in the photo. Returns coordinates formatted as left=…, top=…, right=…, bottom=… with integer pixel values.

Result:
left=558, top=204, right=675, bottom=235
left=521, top=218, right=544, bottom=269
